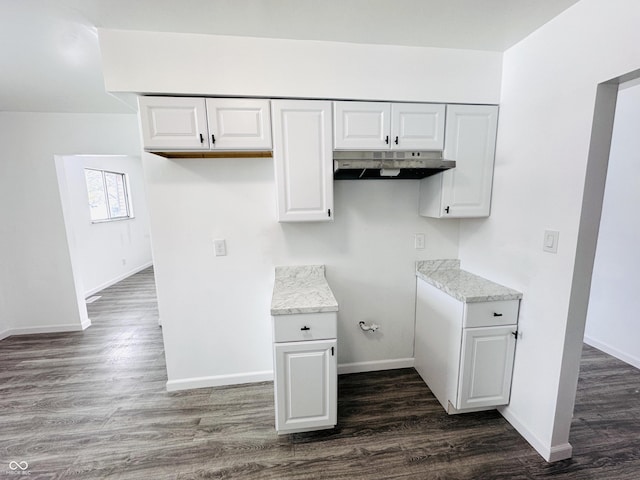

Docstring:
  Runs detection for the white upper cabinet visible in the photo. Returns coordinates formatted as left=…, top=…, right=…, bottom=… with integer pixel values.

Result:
left=205, top=98, right=272, bottom=150
left=271, top=100, right=334, bottom=222
left=138, top=96, right=271, bottom=151
left=333, top=101, right=445, bottom=151
left=138, top=96, right=209, bottom=150
left=333, top=102, right=391, bottom=150
left=391, top=103, right=445, bottom=150
left=419, top=104, right=498, bottom=218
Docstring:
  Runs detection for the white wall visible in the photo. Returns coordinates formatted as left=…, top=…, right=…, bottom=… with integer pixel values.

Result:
left=145, top=155, right=459, bottom=389
left=99, top=30, right=503, bottom=105
left=59, top=155, right=152, bottom=296
left=458, top=0, right=640, bottom=462
left=0, top=282, right=7, bottom=340
left=584, top=81, right=640, bottom=368
left=0, top=112, right=140, bottom=338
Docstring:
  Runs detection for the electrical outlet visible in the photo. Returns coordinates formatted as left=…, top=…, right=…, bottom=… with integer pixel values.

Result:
left=414, top=233, right=425, bottom=249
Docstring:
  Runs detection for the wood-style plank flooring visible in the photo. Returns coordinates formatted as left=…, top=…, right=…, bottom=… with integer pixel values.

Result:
left=1, top=267, right=639, bottom=479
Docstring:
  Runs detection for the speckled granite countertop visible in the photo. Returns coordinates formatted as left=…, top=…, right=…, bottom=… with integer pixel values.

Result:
left=416, top=259, right=523, bottom=303
left=270, top=265, right=339, bottom=315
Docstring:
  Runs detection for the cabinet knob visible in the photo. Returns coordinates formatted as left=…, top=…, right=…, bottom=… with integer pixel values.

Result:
left=512, top=331, right=519, bottom=339
left=444, top=206, right=450, bottom=214
left=211, top=134, right=216, bottom=145
left=395, top=136, right=399, bottom=145
left=385, top=135, right=389, bottom=145
left=300, top=326, right=310, bottom=331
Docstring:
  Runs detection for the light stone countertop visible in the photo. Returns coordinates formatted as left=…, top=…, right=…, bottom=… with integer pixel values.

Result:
left=270, top=265, right=339, bottom=315
left=416, top=259, right=523, bottom=303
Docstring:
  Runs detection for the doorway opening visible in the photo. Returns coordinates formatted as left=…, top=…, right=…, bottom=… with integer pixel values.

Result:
left=54, top=154, right=154, bottom=328
left=565, top=70, right=640, bottom=456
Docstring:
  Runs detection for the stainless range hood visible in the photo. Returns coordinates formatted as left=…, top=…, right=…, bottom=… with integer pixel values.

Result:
left=333, top=151, right=455, bottom=180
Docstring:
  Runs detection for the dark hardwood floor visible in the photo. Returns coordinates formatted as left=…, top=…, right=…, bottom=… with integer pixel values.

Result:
left=1, top=267, right=639, bottom=479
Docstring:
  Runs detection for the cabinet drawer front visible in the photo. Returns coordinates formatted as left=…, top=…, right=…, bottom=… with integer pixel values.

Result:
left=464, top=300, right=519, bottom=328
left=272, top=312, right=337, bottom=342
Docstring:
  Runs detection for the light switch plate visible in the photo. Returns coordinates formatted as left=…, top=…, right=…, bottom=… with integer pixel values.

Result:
left=415, top=233, right=425, bottom=249
left=543, top=230, right=559, bottom=253
left=213, top=239, right=227, bottom=256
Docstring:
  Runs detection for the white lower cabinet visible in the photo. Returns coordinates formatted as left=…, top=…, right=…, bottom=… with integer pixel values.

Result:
left=415, top=279, right=519, bottom=414
left=272, top=313, right=337, bottom=434
left=458, top=325, right=517, bottom=410
left=274, top=340, right=337, bottom=433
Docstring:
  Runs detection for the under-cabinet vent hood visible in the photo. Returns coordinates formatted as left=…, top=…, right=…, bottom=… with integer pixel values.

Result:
left=333, top=151, right=455, bottom=180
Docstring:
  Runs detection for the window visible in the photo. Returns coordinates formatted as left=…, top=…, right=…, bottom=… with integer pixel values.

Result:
left=84, top=169, right=132, bottom=222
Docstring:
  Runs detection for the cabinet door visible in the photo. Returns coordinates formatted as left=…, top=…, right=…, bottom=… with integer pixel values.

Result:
left=333, top=101, right=391, bottom=150
left=391, top=103, right=445, bottom=150
left=138, top=96, right=209, bottom=150
left=274, top=339, right=337, bottom=434
left=457, top=325, right=516, bottom=410
left=206, top=98, right=272, bottom=150
left=419, top=105, right=498, bottom=218
left=272, top=100, right=333, bottom=222
left=441, top=104, right=498, bottom=217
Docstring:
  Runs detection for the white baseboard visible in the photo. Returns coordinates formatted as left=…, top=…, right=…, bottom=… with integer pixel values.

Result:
left=84, top=261, right=153, bottom=297
left=498, top=406, right=573, bottom=462
left=81, top=318, right=92, bottom=330
left=166, top=370, right=274, bottom=392
left=165, top=358, right=416, bottom=392
left=0, top=322, right=88, bottom=339
left=583, top=335, right=640, bottom=369
left=337, top=358, right=415, bottom=375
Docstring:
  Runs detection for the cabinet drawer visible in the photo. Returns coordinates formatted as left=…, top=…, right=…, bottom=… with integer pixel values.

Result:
left=272, top=312, right=337, bottom=342
left=464, top=300, right=519, bottom=328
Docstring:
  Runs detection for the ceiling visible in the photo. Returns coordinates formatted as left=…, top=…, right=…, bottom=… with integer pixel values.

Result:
left=0, top=0, right=580, bottom=114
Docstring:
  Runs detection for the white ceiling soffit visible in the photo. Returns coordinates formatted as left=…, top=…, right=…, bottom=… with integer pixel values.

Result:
left=0, top=0, right=580, bottom=114
left=60, top=0, right=581, bottom=51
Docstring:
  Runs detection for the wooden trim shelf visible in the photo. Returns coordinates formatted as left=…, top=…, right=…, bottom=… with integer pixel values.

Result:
left=149, top=151, right=273, bottom=159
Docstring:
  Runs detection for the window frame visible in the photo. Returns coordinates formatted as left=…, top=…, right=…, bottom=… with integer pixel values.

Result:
left=84, top=168, right=134, bottom=223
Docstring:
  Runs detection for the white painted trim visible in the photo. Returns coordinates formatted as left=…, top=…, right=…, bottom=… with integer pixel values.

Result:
left=548, top=443, right=574, bottom=463
left=337, top=358, right=415, bottom=375
left=84, top=261, right=153, bottom=297
left=166, top=370, right=274, bottom=392
left=0, top=323, right=88, bottom=339
left=165, top=358, right=416, bottom=392
left=584, top=335, right=640, bottom=370
left=498, top=406, right=573, bottom=462
left=81, top=318, right=92, bottom=331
